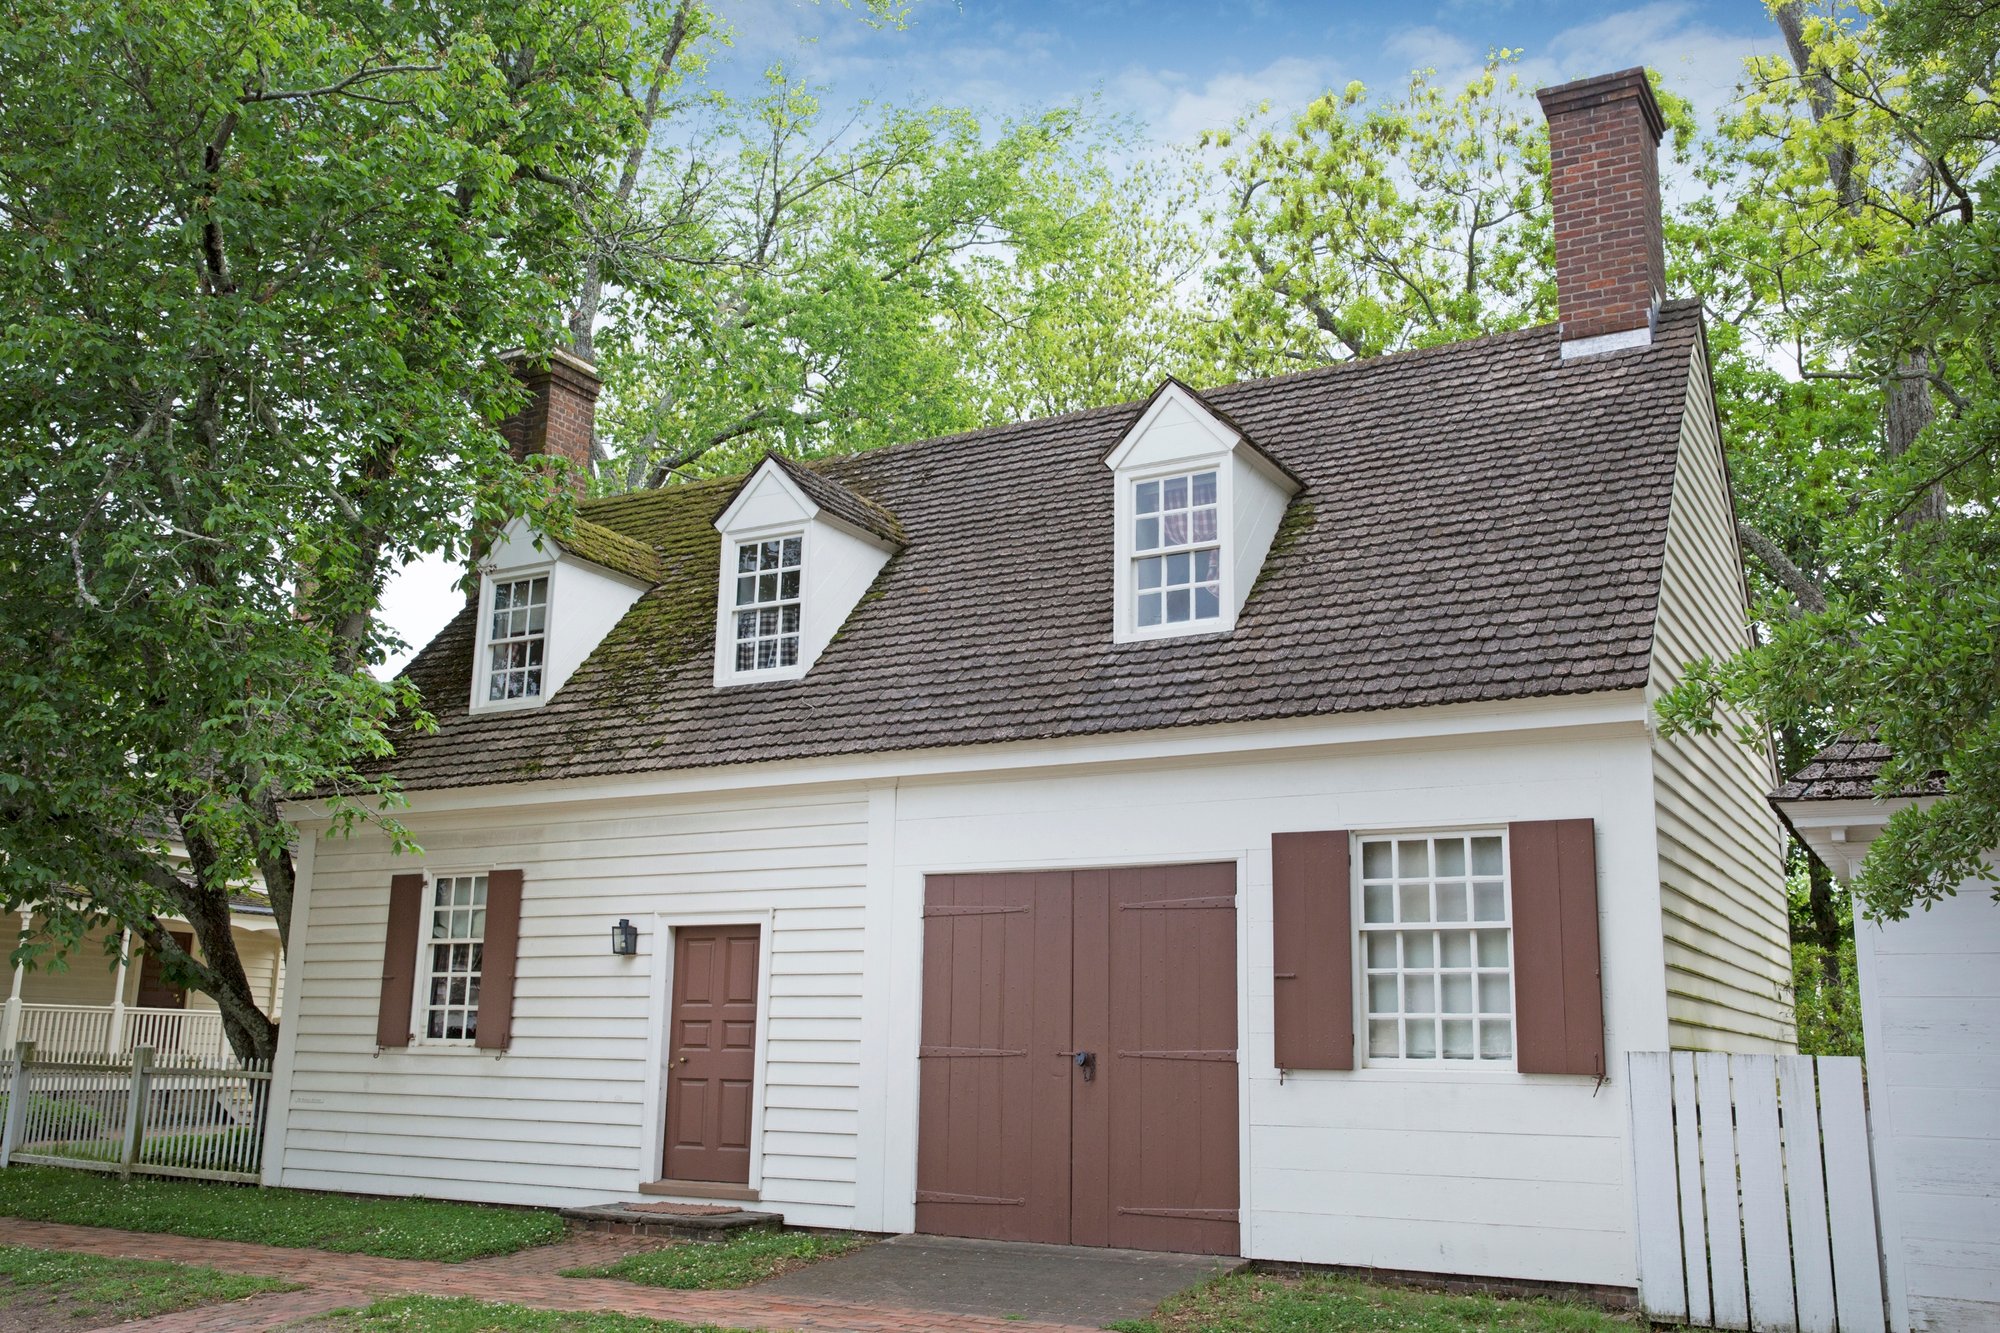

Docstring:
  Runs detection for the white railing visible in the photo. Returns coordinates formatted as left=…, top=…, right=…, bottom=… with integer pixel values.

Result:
left=11, top=1004, right=233, bottom=1064
left=0, top=1043, right=270, bottom=1183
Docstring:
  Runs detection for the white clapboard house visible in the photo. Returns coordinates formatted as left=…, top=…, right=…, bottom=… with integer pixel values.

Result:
left=271, top=69, right=1793, bottom=1296
left=1777, top=742, right=1999, bottom=1333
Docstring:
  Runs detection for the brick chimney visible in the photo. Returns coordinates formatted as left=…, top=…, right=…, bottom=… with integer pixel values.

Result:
left=498, top=348, right=600, bottom=494
left=1536, top=68, right=1666, bottom=355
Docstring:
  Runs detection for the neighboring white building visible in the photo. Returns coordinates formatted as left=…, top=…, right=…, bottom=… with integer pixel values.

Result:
left=270, top=69, right=1793, bottom=1296
left=1779, top=741, right=2000, bottom=1333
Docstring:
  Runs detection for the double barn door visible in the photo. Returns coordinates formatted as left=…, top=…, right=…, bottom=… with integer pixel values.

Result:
left=916, top=864, right=1240, bottom=1255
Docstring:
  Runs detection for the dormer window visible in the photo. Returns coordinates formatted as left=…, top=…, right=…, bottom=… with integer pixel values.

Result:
left=484, top=573, right=550, bottom=703
left=733, top=536, right=803, bottom=672
left=1107, top=380, right=1301, bottom=644
left=468, top=516, right=659, bottom=715
left=1134, top=471, right=1222, bottom=628
left=712, top=454, right=901, bottom=687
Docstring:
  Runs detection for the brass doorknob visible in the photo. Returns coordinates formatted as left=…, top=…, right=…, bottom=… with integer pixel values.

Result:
left=676, top=1055, right=687, bottom=1064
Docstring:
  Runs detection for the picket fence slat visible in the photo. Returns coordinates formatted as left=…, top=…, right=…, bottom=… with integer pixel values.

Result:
left=1628, top=1051, right=1885, bottom=1333
left=1817, top=1058, right=1885, bottom=1333
left=1734, top=1055, right=1797, bottom=1333
left=1778, top=1056, right=1839, bottom=1333
left=1698, top=1052, right=1752, bottom=1330
left=1628, top=1052, right=1688, bottom=1322
left=1671, top=1050, right=1714, bottom=1327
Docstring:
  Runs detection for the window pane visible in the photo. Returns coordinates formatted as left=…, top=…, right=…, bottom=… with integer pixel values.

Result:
left=1472, top=836, right=1503, bottom=875
left=1398, top=883, right=1431, bottom=923
left=1365, top=933, right=1396, bottom=968
left=1436, top=882, right=1468, bottom=922
left=780, top=570, right=799, bottom=598
left=1136, top=517, right=1160, bottom=550
left=780, top=637, right=799, bottom=665
left=1137, top=556, right=1162, bottom=590
left=1442, top=1019, right=1474, bottom=1059
left=1406, top=1021, right=1436, bottom=1058
left=1397, top=839, right=1429, bottom=878
left=1368, top=976, right=1397, bottom=1011
left=738, top=543, right=759, bottom=573
left=1477, top=930, right=1507, bottom=967
left=1435, top=839, right=1466, bottom=877
left=1479, top=975, right=1510, bottom=1013
left=760, top=540, right=779, bottom=569
left=1194, top=586, right=1220, bottom=619
left=1405, top=974, right=1434, bottom=1014
left=1137, top=592, right=1162, bottom=627
left=759, top=572, right=778, bottom=601
left=1136, top=480, right=1159, bottom=514
left=1474, top=881, right=1506, bottom=921
left=1166, top=551, right=1189, bottom=584
left=1193, top=549, right=1220, bottom=581
left=1440, top=972, right=1473, bottom=1013
left=1480, top=1021, right=1512, bottom=1059
left=1192, top=471, right=1217, bottom=504
left=1192, top=508, right=1217, bottom=542
left=1361, top=842, right=1392, bottom=879
left=1165, top=588, right=1190, bottom=622
left=1441, top=932, right=1472, bottom=968
left=1369, top=1019, right=1399, bottom=1057
left=736, top=576, right=755, bottom=605
left=736, top=643, right=754, bottom=670
left=1162, top=476, right=1187, bottom=509
left=1403, top=931, right=1434, bottom=967
left=781, top=536, right=802, bottom=566
left=731, top=533, right=803, bottom=672
left=1363, top=884, right=1393, bottom=923
left=781, top=604, right=800, bottom=633
left=1163, top=513, right=1187, bottom=545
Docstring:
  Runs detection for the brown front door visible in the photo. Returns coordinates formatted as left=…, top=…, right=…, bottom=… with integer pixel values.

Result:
left=135, top=932, right=192, bottom=1010
left=663, top=924, right=760, bottom=1184
left=917, top=864, right=1239, bottom=1255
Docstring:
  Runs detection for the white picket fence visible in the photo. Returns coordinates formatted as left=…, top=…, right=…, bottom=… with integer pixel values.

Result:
left=0, top=1042, right=270, bottom=1183
left=1628, top=1052, right=1885, bottom=1332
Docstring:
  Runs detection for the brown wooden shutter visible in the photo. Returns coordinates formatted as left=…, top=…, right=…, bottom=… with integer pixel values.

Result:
left=1271, top=831, right=1353, bottom=1070
left=475, top=869, right=523, bottom=1051
left=376, top=874, right=426, bottom=1048
left=1509, top=819, right=1605, bottom=1076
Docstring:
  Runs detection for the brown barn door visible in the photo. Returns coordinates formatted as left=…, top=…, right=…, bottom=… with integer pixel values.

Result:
left=917, top=865, right=1239, bottom=1255
left=135, top=931, right=192, bottom=1010
left=915, top=873, right=1072, bottom=1243
left=663, top=924, right=761, bottom=1185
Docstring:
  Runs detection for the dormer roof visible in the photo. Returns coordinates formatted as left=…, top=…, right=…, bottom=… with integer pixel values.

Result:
left=382, top=302, right=1708, bottom=793
left=546, top=517, right=667, bottom=585
left=1102, top=377, right=1303, bottom=491
left=717, top=452, right=904, bottom=548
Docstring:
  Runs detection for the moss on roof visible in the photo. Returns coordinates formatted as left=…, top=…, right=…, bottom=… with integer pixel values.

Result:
left=552, top=517, right=667, bottom=584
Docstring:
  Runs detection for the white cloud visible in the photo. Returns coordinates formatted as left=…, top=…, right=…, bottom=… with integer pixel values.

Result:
left=1110, top=54, right=1352, bottom=146
left=374, top=551, right=463, bottom=680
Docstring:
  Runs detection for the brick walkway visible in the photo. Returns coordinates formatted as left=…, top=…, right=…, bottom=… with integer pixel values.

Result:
left=0, top=1219, right=1101, bottom=1333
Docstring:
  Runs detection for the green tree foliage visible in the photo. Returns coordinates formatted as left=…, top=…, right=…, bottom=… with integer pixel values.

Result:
left=1199, top=56, right=1557, bottom=375
left=0, top=0, right=683, bottom=1055
left=1656, top=0, right=2000, bottom=924
left=596, top=79, right=1203, bottom=484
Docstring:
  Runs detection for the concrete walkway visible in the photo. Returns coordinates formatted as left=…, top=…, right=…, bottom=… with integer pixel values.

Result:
left=757, top=1234, right=1242, bottom=1327
left=0, top=1218, right=1109, bottom=1332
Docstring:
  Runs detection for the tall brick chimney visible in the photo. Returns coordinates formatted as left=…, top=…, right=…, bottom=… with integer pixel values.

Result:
left=498, top=348, right=600, bottom=494
left=1536, top=68, right=1666, bottom=355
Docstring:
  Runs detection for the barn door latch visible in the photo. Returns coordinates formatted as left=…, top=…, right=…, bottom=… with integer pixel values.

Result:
left=1073, top=1050, right=1096, bottom=1082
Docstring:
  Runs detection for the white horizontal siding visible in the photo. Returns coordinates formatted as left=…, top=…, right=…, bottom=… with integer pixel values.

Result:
left=1648, top=348, right=1793, bottom=1051
left=281, top=787, right=869, bottom=1221
left=1856, top=874, right=2000, bottom=1332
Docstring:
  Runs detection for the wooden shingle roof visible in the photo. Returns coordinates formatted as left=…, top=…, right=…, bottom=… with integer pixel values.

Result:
left=383, top=302, right=1708, bottom=793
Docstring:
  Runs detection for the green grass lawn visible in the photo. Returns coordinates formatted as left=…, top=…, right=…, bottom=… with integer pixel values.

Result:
left=312, top=1295, right=753, bottom=1332
left=1106, top=1272, right=1642, bottom=1333
left=0, top=1244, right=298, bottom=1322
left=562, top=1229, right=869, bottom=1289
left=0, top=1167, right=566, bottom=1261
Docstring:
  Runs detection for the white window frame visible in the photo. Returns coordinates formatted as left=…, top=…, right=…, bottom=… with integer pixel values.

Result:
left=714, top=527, right=809, bottom=684
left=411, top=870, right=489, bottom=1047
left=469, top=565, right=555, bottom=714
left=1354, top=828, right=1517, bottom=1070
left=1112, top=460, right=1237, bottom=643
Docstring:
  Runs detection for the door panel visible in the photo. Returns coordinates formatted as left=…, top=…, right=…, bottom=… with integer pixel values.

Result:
left=1101, top=863, right=1240, bottom=1255
left=917, top=865, right=1240, bottom=1255
left=663, top=924, right=760, bottom=1184
left=915, top=873, right=1072, bottom=1244
left=135, top=931, right=192, bottom=1011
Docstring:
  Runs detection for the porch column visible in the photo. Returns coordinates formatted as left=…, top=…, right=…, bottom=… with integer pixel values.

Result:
left=107, top=928, right=131, bottom=1055
left=0, top=910, right=27, bottom=1053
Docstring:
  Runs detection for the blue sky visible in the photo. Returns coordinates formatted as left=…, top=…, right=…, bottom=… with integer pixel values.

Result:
left=711, top=0, right=1780, bottom=138
left=375, top=0, right=1785, bottom=672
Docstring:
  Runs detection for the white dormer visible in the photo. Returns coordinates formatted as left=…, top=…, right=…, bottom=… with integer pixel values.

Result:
left=470, top=515, right=657, bottom=713
left=712, top=455, right=900, bottom=686
left=1104, top=380, right=1300, bottom=643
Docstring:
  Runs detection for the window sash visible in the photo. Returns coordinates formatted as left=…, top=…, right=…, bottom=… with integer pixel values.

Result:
left=417, top=874, right=487, bottom=1042
left=485, top=575, right=548, bottom=702
left=1132, top=470, right=1221, bottom=628
left=731, top=534, right=803, bottom=672
left=1356, top=832, right=1515, bottom=1064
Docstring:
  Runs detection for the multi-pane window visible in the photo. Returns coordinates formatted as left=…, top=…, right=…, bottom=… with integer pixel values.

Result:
left=421, top=875, right=486, bottom=1041
left=1359, top=833, right=1513, bottom=1063
left=733, top=535, right=803, bottom=672
left=1133, top=471, right=1221, bottom=628
left=486, top=576, right=548, bottom=702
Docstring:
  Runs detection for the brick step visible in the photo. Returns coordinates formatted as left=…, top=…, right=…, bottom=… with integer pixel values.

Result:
left=559, top=1201, right=783, bottom=1240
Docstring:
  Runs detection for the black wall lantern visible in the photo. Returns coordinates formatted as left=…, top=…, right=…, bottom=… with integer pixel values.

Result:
left=611, top=918, right=639, bottom=956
